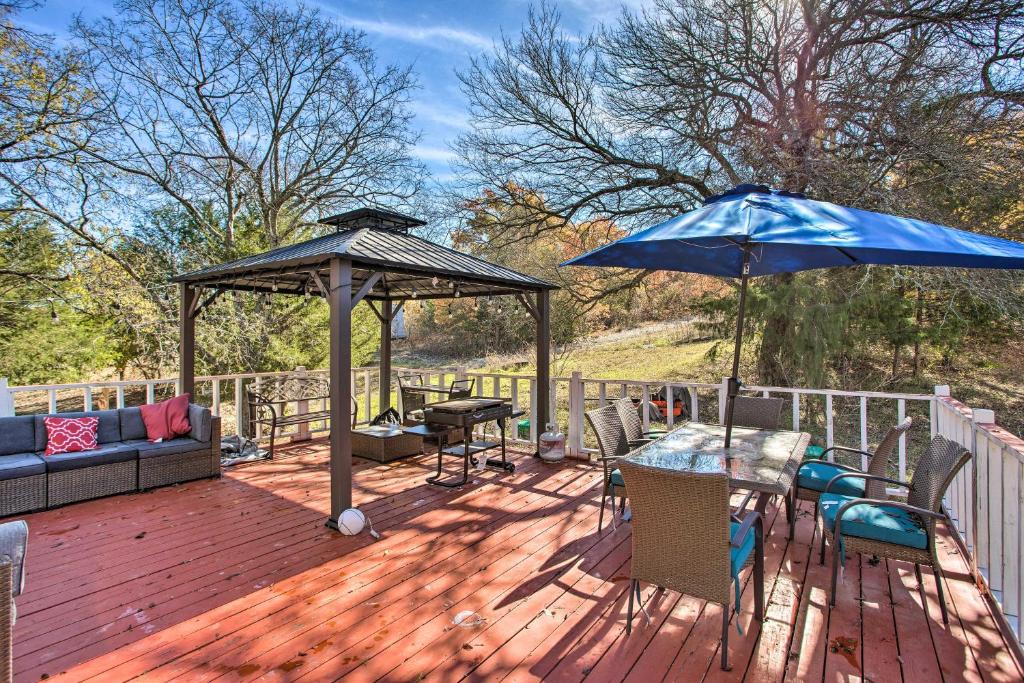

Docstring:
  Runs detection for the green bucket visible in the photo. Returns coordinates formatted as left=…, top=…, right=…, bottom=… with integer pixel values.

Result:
left=517, top=419, right=531, bottom=440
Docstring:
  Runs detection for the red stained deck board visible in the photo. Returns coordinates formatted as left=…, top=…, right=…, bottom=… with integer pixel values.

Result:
left=5, top=438, right=1020, bottom=683
left=154, top=463, right=603, bottom=681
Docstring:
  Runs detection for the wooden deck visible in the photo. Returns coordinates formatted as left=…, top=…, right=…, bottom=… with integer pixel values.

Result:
left=8, top=438, right=1023, bottom=682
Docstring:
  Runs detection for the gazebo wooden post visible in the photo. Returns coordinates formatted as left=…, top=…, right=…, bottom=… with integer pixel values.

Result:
left=327, top=257, right=353, bottom=529
left=179, top=283, right=196, bottom=397
left=535, top=290, right=551, bottom=456
left=379, top=299, right=392, bottom=413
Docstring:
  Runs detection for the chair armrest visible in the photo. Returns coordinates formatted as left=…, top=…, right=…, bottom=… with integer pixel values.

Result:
left=627, top=438, right=655, bottom=449
left=597, top=455, right=623, bottom=462
left=821, top=445, right=874, bottom=467
left=824, top=472, right=909, bottom=494
left=731, top=511, right=763, bottom=547
left=642, top=430, right=668, bottom=437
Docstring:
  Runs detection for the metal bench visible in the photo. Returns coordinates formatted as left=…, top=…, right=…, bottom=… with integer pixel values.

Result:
left=247, top=376, right=356, bottom=458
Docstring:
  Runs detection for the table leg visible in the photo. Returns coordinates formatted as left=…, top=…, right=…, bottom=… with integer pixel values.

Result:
left=426, top=431, right=470, bottom=488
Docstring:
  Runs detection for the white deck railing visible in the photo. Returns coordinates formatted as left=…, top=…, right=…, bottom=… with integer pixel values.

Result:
left=1, top=368, right=1021, bottom=653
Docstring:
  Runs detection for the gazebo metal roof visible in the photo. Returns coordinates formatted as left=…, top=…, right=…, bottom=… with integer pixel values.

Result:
left=173, top=208, right=556, bottom=300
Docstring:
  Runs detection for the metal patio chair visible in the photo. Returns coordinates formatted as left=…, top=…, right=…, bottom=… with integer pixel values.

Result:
left=817, top=434, right=971, bottom=623
left=619, top=460, right=764, bottom=671
left=790, top=417, right=912, bottom=538
left=447, top=378, right=475, bottom=400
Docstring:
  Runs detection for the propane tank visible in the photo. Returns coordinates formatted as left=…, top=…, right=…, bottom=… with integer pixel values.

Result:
left=539, top=423, right=565, bottom=462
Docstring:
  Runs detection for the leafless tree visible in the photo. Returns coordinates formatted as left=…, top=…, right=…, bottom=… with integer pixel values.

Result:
left=454, top=0, right=1024, bottom=384
left=74, top=0, right=423, bottom=253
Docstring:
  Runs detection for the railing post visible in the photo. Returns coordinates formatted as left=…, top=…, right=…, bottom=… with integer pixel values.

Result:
left=972, top=408, right=995, bottom=589
left=234, top=377, right=244, bottom=437
left=567, top=371, right=583, bottom=456
left=295, top=366, right=310, bottom=442
left=0, top=378, right=13, bottom=417
left=457, top=365, right=468, bottom=382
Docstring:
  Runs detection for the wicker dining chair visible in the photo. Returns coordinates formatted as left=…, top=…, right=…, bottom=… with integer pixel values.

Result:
left=817, top=434, right=971, bottom=623
left=1, top=520, right=28, bottom=683
left=618, top=460, right=764, bottom=671
left=614, top=397, right=668, bottom=445
left=789, top=417, right=913, bottom=538
left=730, top=396, right=785, bottom=430
left=398, top=375, right=427, bottom=424
left=584, top=404, right=633, bottom=532
left=448, top=378, right=475, bottom=400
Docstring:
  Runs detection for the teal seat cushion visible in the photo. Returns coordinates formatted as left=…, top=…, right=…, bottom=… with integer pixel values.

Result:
left=819, top=493, right=927, bottom=550
left=609, top=468, right=624, bottom=488
left=804, top=444, right=826, bottom=460
left=798, top=462, right=866, bottom=496
left=729, top=521, right=756, bottom=576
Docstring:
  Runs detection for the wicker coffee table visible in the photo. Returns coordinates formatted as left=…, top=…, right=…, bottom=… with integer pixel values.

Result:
left=351, top=425, right=423, bottom=463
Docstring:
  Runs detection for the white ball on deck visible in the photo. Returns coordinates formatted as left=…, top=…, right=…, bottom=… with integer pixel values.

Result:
left=337, top=508, right=366, bottom=535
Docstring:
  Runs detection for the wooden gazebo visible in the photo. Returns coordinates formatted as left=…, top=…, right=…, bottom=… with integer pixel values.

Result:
left=172, top=208, right=558, bottom=530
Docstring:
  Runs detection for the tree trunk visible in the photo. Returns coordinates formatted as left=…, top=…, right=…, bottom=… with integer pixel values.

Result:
left=891, top=343, right=901, bottom=379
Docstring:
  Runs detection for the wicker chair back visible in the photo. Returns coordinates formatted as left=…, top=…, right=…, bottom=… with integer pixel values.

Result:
left=908, top=435, right=972, bottom=518
left=731, top=396, right=785, bottom=430
left=584, top=404, right=631, bottom=459
left=864, top=417, right=913, bottom=498
left=619, top=459, right=732, bottom=604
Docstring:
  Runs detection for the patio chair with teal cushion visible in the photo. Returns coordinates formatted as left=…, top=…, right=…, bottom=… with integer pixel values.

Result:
left=619, top=460, right=763, bottom=671
left=817, top=434, right=971, bottom=623
left=790, top=417, right=912, bottom=538
left=585, top=403, right=634, bottom=532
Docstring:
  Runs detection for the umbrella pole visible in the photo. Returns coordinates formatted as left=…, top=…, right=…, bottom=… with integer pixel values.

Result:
left=724, top=247, right=751, bottom=448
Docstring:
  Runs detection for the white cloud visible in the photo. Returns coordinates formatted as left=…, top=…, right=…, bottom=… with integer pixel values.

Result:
left=413, top=145, right=458, bottom=163
left=413, top=101, right=472, bottom=131
left=341, top=15, right=491, bottom=51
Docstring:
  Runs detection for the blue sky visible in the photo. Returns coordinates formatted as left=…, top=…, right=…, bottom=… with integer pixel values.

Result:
left=24, top=0, right=640, bottom=183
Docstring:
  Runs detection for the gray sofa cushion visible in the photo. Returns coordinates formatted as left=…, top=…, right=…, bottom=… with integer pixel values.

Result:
left=0, top=453, right=46, bottom=481
left=42, top=442, right=137, bottom=473
left=187, top=404, right=212, bottom=443
left=125, top=437, right=208, bottom=460
left=34, top=409, right=122, bottom=450
left=119, top=407, right=148, bottom=441
left=0, top=416, right=36, bottom=456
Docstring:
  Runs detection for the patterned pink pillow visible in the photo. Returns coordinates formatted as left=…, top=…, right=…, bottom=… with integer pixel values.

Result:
left=43, top=416, right=99, bottom=455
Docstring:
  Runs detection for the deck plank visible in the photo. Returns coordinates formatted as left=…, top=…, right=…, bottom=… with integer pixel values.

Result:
left=5, top=439, right=1019, bottom=683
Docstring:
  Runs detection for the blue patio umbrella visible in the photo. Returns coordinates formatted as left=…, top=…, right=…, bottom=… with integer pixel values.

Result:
left=562, top=184, right=1024, bottom=446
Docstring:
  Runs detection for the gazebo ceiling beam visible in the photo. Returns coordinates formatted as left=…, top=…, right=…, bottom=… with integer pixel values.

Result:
left=352, top=272, right=384, bottom=307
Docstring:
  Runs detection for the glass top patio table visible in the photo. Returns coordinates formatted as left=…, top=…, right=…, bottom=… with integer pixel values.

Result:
left=624, top=422, right=810, bottom=497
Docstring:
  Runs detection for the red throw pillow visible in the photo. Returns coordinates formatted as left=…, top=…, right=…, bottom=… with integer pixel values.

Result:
left=139, top=394, right=192, bottom=442
left=44, top=416, right=99, bottom=455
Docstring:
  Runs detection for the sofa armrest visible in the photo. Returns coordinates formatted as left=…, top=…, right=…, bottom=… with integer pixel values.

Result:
left=0, top=521, right=27, bottom=599
left=188, top=404, right=214, bottom=443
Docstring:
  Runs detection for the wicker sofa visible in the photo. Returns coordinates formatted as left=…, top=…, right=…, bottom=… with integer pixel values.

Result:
left=0, top=405, right=221, bottom=516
